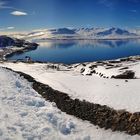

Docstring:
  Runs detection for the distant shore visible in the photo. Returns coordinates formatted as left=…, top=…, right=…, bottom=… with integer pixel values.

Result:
left=0, top=44, right=38, bottom=61
left=33, top=37, right=140, bottom=42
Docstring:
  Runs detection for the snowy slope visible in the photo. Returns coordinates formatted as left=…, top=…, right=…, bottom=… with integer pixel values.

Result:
left=1, top=67, right=140, bottom=139
left=0, top=56, right=140, bottom=113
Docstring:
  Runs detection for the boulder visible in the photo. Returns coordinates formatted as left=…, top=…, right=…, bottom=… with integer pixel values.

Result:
left=111, top=71, right=135, bottom=79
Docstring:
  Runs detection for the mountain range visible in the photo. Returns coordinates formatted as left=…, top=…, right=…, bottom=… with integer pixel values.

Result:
left=1, top=27, right=140, bottom=41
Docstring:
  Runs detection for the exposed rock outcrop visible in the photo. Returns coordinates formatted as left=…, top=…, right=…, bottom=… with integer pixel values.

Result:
left=112, top=71, right=135, bottom=79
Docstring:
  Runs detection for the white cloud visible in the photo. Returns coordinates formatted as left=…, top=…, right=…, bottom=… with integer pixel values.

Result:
left=0, top=0, right=14, bottom=9
left=7, top=27, right=15, bottom=30
left=0, top=1, right=28, bottom=16
left=0, top=1, right=6, bottom=8
left=10, top=11, right=28, bottom=16
left=0, top=26, right=15, bottom=31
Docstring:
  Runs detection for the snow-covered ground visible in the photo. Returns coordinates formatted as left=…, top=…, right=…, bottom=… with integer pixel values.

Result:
left=1, top=66, right=140, bottom=139
left=0, top=56, right=140, bottom=113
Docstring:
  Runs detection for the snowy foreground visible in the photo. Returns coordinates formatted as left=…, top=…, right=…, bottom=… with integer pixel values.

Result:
left=0, top=57, right=140, bottom=112
left=1, top=67, right=137, bottom=140
left=0, top=57, right=140, bottom=140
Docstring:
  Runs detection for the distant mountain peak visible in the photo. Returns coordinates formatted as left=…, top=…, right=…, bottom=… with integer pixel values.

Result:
left=51, top=28, right=76, bottom=35
left=96, top=27, right=134, bottom=36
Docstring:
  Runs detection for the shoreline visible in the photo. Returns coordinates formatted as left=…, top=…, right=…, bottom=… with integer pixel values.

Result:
left=4, top=54, right=140, bottom=66
left=0, top=44, right=38, bottom=61
left=34, top=37, right=140, bottom=41
left=3, top=40, right=140, bottom=65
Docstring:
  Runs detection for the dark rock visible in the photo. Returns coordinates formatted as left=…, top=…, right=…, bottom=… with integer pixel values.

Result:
left=106, top=64, right=114, bottom=67
left=108, top=60, right=120, bottom=63
left=91, top=70, right=96, bottom=74
left=82, top=63, right=86, bottom=67
left=119, top=67, right=129, bottom=70
left=111, top=71, right=135, bottom=79
left=80, top=68, right=85, bottom=73
left=89, top=65, right=97, bottom=69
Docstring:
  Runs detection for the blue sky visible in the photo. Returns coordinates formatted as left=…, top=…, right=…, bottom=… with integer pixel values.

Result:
left=0, top=0, right=140, bottom=31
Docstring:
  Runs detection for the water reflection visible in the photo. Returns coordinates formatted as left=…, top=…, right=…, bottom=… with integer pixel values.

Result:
left=9, top=39, right=140, bottom=64
left=37, top=40, right=76, bottom=48
left=37, top=39, right=132, bottom=48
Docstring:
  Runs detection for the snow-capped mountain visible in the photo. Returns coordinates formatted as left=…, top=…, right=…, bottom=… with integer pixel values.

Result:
left=96, top=27, right=135, bottom=37
left=26, top=27, right=139, bottom=40
left=50, top=28, right=76, bottom=35
left=2, top=27, right=140, bottom=41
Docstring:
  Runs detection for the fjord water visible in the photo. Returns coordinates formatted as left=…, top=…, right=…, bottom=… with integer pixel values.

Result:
left=9, top=39, right=140, bottom=64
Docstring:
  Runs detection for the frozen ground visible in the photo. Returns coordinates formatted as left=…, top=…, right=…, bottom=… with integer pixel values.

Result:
left=0, top=56, right=140, bottom=113
left=1, top=67, right=140, bottom=140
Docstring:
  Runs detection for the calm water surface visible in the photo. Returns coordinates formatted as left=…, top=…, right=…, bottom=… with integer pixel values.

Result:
left=8, top=39, right=140, bottom=64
